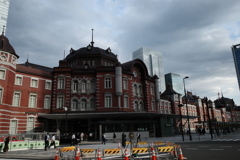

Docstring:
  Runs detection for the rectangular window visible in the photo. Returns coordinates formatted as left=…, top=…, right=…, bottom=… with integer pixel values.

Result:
left=105, top=95, right=112, bottom=107
left=124, top=96, right=128, bottom=108
left=13, top=92, right=20, bottom=106
left=29, top=94, right=37, bottom=108
left=45, top=81, right=51, bottom=90
left=31, top=79, right=38, bottom=88
left=58, top=78, right=65, bottom=89
left=105, top=77, right=111, bottom=88
left=15, top=76, right=23, bottom=85
left=0, top=88, right=3, bottom=103
left=57, top=96, right=64, bottom=109
left=44, top=96, right=51, bottom=109
left=0, top=70, right=6, bottom=79
left=10, top=120, right=18, bottom=134
left=123, top=79, right=128, bottom=89
left=26, top=117, right=34, bottom=133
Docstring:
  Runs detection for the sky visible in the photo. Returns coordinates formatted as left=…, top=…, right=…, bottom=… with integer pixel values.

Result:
left=5, top=0, right=240, bottom=105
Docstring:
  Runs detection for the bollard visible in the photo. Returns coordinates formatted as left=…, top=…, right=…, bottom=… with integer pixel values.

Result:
left=124, top=149, right=129, bottom=160
left=151, top=147, right=157, bottom=160
left=75, top=145, right=80, bottom=160
left=97, top=149, right=102, bottom=160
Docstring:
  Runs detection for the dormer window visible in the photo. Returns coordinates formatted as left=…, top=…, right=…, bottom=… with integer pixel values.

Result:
left=87, top=44, right=92, bottom=51
left=107, top=47, right=111, bottom=53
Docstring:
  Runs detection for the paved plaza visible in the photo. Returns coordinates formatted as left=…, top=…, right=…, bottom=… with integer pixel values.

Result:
left=0, top=131, right=239, bottom=160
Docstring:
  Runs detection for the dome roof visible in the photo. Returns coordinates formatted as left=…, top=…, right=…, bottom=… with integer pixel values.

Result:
left=66, top=46, right=117, bottom=60
left=0, top=32, right=19, bottom=58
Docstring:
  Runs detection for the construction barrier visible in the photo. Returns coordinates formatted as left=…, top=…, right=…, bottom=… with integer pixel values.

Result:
left=154, top=142, right=165, bottom=146
left=157, top=146, right=174, bottom=153
left=81, top=148, right=95, bottom=158
left=131, top=147, right=149, bottom=154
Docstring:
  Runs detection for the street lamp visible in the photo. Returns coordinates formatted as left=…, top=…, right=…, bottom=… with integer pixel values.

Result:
left=183, top=76, right=192, bottom=141
left=178, top=102, right=185, bottom=141
left=64, top=107, right=68, bottom=134
left=205, top=97, right=213, bottom=139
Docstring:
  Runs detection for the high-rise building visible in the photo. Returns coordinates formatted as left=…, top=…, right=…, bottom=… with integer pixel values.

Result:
left=132, top=47, right=165, bottom=92
left=0, top=0, right=10, bottom=33
left=232, top=44, right=240, bottom=90
left=165, top=73, right=183, bottom=95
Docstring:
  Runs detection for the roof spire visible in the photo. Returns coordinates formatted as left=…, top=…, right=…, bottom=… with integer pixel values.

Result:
left=91, top=29, right=94, bottom=47
left=27, top=53, right=29, bottom=63
left=2, top=25, right=5, bottom=35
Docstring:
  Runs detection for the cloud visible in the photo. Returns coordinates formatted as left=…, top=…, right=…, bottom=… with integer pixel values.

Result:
left=6, top=0, right=240, bottom=104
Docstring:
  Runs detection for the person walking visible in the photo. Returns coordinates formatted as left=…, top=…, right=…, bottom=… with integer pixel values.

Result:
left=71, top=133, right=76, bottom=146
left=137, top=132, right=141, bottom=142
left=49, top=134, right=56, bottom=149
left=113, top=133, right=116, bottom=143
left=122, top=133, right=126, bottom=148
left=3, top=135, right=10, bottom=153
left=44, top=133, right=50, bottom=151
left=102, top=133, right=106, bottom=145
left=80, top=132, right=84, bottom=141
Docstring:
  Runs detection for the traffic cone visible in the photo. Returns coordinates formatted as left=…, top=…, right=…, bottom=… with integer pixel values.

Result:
left=75, top=146, right=80, bottom=160
left=118, top=142, right=121, bottom=149
left=171, top=146, right=177, bottom=158
left=124, top=149, right=129, bottom=160
left=97, top=149, right=102, bottom=160
left=54, top=148, right=59, bottom=160
left=151, top=147, right=157, bottom=160
left=178, top=147, right=184, bottom=160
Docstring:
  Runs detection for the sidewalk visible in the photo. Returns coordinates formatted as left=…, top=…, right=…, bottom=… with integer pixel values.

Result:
left=0, top=130, right=239, bottom=160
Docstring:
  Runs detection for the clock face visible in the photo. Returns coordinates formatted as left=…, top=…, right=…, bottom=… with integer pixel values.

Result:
left=133, top=71, right=137, bottom=77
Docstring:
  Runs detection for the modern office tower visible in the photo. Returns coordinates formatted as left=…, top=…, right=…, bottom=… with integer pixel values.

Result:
left=165, top=73, right=184, bottom=95
left=0, top=0, right=10, bottom=33
left=132, top=47, right=165, bottom=92
left=232, top=44, right=240, bottom=90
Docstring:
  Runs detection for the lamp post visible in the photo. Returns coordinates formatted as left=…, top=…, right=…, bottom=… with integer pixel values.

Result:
left=64, top=107, right=68, bottom=134
left=205, top=97, right=213, bottom=139
left=183, top=76, right=192, bottom=141
left=178, top=103, right=185, bottom=141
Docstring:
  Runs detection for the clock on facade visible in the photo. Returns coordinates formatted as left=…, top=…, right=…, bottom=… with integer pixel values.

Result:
left=133, top=71, right=137, bottom=77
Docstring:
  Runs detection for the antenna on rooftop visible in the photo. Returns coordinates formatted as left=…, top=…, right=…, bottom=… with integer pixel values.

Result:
left=91, top=29, right=94, bottom=47
left=64, top=50, right=65, bottom=59
left=27, top=53, right=29, bottom=63
left=2, top=25, right=5, bottom=35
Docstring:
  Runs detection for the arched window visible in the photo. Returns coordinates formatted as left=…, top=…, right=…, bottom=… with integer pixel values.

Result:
left=81, top=80, right=87, bottom=93
left=71, top=99, right=78, bottom=111
left=134, top=84, right=138, bottom=96
left=139, top=102, right=143, bottom=111
left=73, top=80, right=78, bottom=93
left=138, top=85, right=142, bottom=96
left=134, top=101, right=138, bottom=110
left=80, top=99, right=87, bottom=110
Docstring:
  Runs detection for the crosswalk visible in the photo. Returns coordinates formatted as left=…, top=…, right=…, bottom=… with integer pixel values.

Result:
left=213, top=139, right=240, bottom=141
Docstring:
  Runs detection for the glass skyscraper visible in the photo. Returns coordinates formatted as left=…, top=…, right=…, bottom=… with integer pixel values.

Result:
left=0, top=0, right=10, bottom=33
left=232, top=44, right=240, bottom=90
left=132, top=47, right=165, bottom=92
left=165, top=73, right=184, bottom=95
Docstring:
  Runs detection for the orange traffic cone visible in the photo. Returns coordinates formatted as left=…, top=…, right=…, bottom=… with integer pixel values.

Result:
left=75, top=146, right=80, bottom=160
left=124, top=149, right=129, bottom=160
left=118, top=142, right=121, bottom=149
left=151, top=147, right=157, bottom=160
left=97, top=149, right=102, bottom=160
left=171, top=147, right=177, bottom=158
left=178, top=147, right=184, bottom=160
left=54, top=148, right=59, bottom=160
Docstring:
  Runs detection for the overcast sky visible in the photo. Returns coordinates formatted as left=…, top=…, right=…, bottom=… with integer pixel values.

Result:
left=5, top=0, right=240, bottom=105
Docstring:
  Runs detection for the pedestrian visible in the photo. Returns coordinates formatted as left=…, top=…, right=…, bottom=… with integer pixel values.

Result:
left=137, top=132, right=141, bottom=142
left=80, top=132, right=84, bottom=141
left=44, top=133, right=50, bottom=151
left=3, top=135, right=10, bottom=153
left=122, top=132, right=126, bottom=148
left=198, top=127, right=202, bottom=135
left=71, top=133, right=76, bottom=146
left=202, top=127, right=205, bottom=135
left=49, top=134, right=56, bottom=149
left=89, top=132, right=93, bottom=141
left=113, top=133, right=116, bottom=143
left=102, top=133, right=106, bottom=145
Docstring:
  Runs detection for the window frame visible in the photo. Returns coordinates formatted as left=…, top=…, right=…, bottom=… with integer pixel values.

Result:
left=29, top=93, right=37, bottom=108
left=12, top=91, right=21, bottom=107
left=45, top=80, right=52, bottom=90
left=0, top=69, right=6, bottom=80
left=44, top=95, right=51, bottom=109
left=15, top=75, right=23, bottom=86
left=104, top=93, right=112, bottom=108
left=104, top=77, right=112, bottom=89
left=30, top=78, right=38, bottom=88
left=57, top=96, right=64, bottom=109
left=58, top=78, right=65, bottom=89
